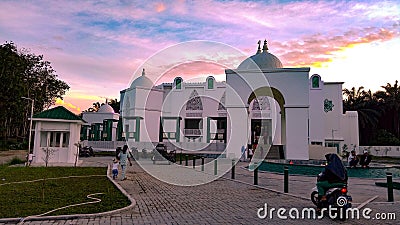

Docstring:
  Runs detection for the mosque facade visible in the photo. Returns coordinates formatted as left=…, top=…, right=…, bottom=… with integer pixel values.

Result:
left=114, top=40, right=359, bottom=160
left=81, top=41, right=359, bottom=160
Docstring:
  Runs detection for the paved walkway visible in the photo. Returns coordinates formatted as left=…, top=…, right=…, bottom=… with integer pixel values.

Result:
left=3, top=157, right=399, bottom=224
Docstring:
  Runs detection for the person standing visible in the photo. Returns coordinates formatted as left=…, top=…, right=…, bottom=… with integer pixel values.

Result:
left=27, top=152, right=35, bottom=166
left=119, top=145, right=132, bottom=181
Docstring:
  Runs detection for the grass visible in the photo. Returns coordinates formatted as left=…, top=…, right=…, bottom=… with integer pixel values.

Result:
left=0, top=166, right=130, bottom=218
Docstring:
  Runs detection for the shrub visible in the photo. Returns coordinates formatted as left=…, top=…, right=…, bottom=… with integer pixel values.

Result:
left=9, top=157, right=25, bottom=165
left=370, top=129, right=400, bottom=146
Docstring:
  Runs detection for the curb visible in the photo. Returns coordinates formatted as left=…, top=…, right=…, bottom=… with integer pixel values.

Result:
left=235, top=165, right=400, bottom=205
left=0, top=165, right=137, bottom=223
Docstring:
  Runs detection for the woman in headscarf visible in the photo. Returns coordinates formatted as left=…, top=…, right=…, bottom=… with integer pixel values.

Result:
left=316, top=153, right=348, bottom=201
left=118, top=145, right=132, bottom=181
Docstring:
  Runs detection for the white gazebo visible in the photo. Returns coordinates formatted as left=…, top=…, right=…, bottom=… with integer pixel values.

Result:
left=31, top=106, right=85, bottom=166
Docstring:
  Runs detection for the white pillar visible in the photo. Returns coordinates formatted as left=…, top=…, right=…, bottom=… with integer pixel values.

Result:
left=226, top=107, right=248, bottom=158
left=285, top=107, right=309, bottom=160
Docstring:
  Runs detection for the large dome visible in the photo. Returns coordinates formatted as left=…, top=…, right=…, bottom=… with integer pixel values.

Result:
left=237, top=40, right=283, bottom=70
left=98, top=104, right=115, bottom=113
left=130, top=68, right=154, bottom=89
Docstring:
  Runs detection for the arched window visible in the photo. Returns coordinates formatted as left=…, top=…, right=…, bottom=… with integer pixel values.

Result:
left=312, top=75, right=319, bottom=88
left=207, top=76, right=214, bottom=89
left=186, top=90, right=203, bottom=110
left=175, top=77, right=182, bottom=89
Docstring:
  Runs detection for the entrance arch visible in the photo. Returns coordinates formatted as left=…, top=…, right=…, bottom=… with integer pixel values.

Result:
left=247, top=87, right=286, bottom=159
left=225, top=67, right=310, bottom=160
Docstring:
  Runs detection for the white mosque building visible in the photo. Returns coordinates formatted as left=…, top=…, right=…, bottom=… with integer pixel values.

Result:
left=118, top=40, right=359, bottom=160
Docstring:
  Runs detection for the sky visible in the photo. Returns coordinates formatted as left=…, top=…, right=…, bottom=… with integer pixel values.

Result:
left=1, top=0, right=399, bottom=114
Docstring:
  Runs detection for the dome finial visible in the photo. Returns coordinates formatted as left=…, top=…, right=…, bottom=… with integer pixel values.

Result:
left=256, top=40, right=262, bottom=54
left=142, top=68, right=145, bottom=76
left=263, top=39, right=268, bottom=52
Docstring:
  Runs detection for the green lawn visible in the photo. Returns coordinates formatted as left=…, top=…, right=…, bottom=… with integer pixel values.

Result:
left=0, top=166, right=130, bottom=218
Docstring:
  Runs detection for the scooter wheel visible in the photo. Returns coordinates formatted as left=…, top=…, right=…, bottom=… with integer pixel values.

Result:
left=311, top=191, right=319, bottom=206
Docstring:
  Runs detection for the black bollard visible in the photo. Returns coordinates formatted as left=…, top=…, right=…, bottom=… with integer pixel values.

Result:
left=201, top=157, right=205, bottom=171
left=284, top=166, right=289, bottom=193
left=231, top=159, right=235, bottom=179
left=179, top=153, right=182, bottom=165
left=254, top=162, right=258, bottom=185
left=214, top=159, right=218, bottom=175
left=193, top=156, right=196, bottom=168
left=387, top=172, right=394, bottom=202
left=185, top=155, right=188, bottom=166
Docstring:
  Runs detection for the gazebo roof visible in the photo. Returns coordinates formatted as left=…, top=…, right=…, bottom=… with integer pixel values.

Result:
left=33, top=106, right=84, bottom=122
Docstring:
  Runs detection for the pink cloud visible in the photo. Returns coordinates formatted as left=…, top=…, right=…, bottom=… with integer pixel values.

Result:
left=155, top=2, right=167, bottom=13
left=156, top=61, right=227, bottom=84
left=274, top=26, right=399, bottom=67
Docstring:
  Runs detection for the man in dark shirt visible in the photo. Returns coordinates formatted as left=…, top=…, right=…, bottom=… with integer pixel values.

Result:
left=360, top=150, right=372, bottom=168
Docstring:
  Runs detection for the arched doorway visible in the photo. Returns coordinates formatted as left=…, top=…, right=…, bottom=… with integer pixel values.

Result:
left=247, top=87, right=286, bottom=159
left=225, top=67, right=310, bottom=160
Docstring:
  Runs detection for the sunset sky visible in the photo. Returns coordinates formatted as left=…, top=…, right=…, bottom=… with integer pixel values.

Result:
left=1, top=0, right=399, bottom=114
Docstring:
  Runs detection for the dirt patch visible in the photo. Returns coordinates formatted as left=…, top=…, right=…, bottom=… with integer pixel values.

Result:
left=0, top=150, right=27, bottom=165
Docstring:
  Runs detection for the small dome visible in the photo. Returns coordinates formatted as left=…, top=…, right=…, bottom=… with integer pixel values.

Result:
left=237, top=40, right=283, bottom=70
left=130, top=68, right=154, bottom=89
left=98, top=104, right=115, bottom=113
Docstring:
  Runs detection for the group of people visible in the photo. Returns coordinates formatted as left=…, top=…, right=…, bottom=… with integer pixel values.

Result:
left=112, top=145, right=132, bottom=181
left=348, top=150, right=372, bottom=168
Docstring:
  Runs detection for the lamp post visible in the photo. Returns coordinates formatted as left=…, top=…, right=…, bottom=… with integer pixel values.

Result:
left=22, top=97, right=34, bottom=156
left=331, top=129, right=337, bottom=153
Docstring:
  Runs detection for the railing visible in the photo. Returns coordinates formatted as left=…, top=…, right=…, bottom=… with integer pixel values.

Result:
left=184, top=129, right=202, bottom=136
left=85, top=141, right=126, bottom=150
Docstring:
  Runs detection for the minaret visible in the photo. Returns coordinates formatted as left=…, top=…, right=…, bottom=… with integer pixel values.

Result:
left=262, top=39, right=268, bottom=52
left=256, top=40, right=261, bottom=54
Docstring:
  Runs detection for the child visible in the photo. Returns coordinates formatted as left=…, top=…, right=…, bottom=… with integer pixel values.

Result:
left=28, top=152, right=35, bottom=166
left=112, top=158, right=119, bottom=180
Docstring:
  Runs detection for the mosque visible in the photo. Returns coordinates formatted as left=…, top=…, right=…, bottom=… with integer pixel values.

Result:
left=112, top=40, right=359, bottom=160
left=29, top=40, right=360, bottom=165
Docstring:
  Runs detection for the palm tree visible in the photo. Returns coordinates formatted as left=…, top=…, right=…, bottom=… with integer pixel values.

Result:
left=108, top=99, right=120, bottom=113
left=374, top=80, right=400, bottom=138
left=343, top=87, right=381, bottom=145
left=343, top=87, right=381, bottom=128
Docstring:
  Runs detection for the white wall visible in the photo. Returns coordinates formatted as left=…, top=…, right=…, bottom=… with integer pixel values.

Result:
left=359, top=146, right=400, bottom=157
left=340, top=111, right=359, bottom=150
left=32, top=121, right=81, bottom=166
left=285, top=107, right=309, bottom=160
left=309, top=145, right=337, bottom=160
left=309, top=75, right=325, bottom=145
left=323, top=83, right=344, bottom=144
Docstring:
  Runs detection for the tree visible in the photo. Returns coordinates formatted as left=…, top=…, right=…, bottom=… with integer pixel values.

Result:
left=42, top=147, right=57, bottom=167
left=83, top=102, right=102, bottom=112
left=108, top=98, right=120, bottom=113
left=0, top=42, right=70, bottom=145
left=83, top=99, right=120, bottom=113
left=343, top=81, right=400, bottom=146
left=374, top=80, right=400, bottom=139
left=343, top=86, right=381, bottom=145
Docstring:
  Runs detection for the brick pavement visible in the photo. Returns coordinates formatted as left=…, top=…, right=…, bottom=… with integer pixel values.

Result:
left=1, top=157, right=399, bottom=225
